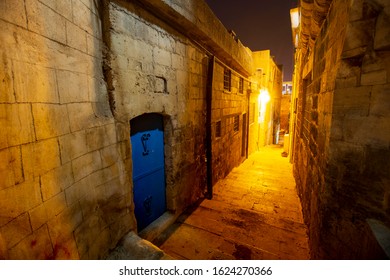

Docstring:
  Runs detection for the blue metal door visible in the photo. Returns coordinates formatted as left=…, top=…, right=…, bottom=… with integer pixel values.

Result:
left=130, top=114, right=166, bottom=231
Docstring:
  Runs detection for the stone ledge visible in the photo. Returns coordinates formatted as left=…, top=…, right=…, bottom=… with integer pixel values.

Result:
left=105, top=231, right=174, bottom=260
left=135, top=0, right=253, bottom=76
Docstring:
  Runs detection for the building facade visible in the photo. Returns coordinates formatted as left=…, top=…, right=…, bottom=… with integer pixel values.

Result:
left=0, top=0, right=283, bottom=259
left=289, top=0, right=390, bottom=259
left=248, top=50, right=283, bottom=154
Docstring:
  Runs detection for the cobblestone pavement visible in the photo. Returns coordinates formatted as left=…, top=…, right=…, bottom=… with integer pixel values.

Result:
left=153, top=145, right=310, bottom=260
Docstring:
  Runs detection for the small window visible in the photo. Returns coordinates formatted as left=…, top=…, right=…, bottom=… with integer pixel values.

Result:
left=233, top=115, right=239, bottom=132
left=215, top=121, right=221, bottom=138
left=239, top=77, right=244, bottom=94
left=223, top=68, right=231, bottom=91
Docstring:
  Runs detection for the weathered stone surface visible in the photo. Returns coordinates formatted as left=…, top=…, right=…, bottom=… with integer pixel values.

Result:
left=59, top=130, right=88, bottom=164
left=39, top=0, right=72, bottom=21
left=0, top=104, right=35, bottom=149
left=106, top=231, right=170, bottom=260
left=0, top=57, right=15, bottom=104
left=292, top=0, right=390, bottom=259
left=25, top=0, right=67, bottom=44
left=1, top=213, right=32, bottom=249
left=22, top=138, right=61, bottom=178
left=100, top=144, right=120, bottom=168
left=333, top=86, right=371, bottom=116
left=67, top=103, right=98, bottom=132
left=374, top=7, right=390, bottom=51
left=156, top=147, right=309, bottom=260
left=40, top=163, right=74, bottom=201
left=57, top=70, right=89, bottom=103
left=13, top=61, right=59, bottom=103
left=370, top=84, right=390, bottom=116
left=0, top=0, right=27, bottom=28
left=0, top=180, right=41, bottom=227
left=33, top=103, right=70, bottom=140
left=66, top=21, right=88, bottom=52
left=0, top=147, right=23, bottom=190
left=0, top=0, right=271, bottom=261
left=8, top=225, right=53, bottom=260
left=29, top=204, right=48, bottom=231
left=72, top=150, right=102, bottom=182
left=86, top=125, right=115, bottom=152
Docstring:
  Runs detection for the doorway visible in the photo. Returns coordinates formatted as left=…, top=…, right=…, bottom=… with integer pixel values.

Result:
left=130, top=113, right=166, bottom=231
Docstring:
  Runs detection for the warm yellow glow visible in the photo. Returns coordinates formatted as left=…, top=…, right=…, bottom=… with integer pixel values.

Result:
left=290, top=8, right=300, bottom=29
left=258, top=89, right=270, bottom=122
left=259, top=89, right=270, bottom=104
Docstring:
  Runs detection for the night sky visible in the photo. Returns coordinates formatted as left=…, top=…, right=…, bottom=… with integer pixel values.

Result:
left=204, top=0, right=298, bottom=81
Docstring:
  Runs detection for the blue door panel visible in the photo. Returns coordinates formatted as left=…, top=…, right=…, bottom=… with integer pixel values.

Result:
left=133, top=169, right=166, bottom=230
left=130, top=114, right=166, bottom=231
left=131, top=129, right=164, bottom=178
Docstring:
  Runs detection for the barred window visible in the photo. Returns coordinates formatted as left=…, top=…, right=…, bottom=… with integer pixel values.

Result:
left=215, top=121, right=221, bottom=138
left=233, top=115, right=239, bottom=132
left=239, top=77, right=244, bottom=94
left=224, top=68, right=231, bottom=91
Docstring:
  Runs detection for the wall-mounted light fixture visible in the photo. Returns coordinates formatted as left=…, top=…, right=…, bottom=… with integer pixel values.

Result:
left=258, top=89, right=270, bottom=123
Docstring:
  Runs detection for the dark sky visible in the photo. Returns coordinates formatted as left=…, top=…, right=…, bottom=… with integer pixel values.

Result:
left=204, top=0, right=298, bottom=81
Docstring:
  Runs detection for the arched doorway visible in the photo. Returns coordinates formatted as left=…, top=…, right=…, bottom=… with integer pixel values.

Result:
left=130, top=113, right=166, bottom=231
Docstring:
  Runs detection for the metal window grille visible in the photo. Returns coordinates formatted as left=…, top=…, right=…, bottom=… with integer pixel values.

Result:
left=215, top=121, right=221, bottom=138
left=239, top=77, right=244, bottom=93
left=233, top=115, right=239, bottom=132
left=224, top=68, right=231, bottom=91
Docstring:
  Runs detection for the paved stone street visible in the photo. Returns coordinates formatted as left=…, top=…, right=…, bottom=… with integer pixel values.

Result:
left=153, top=145, right=310, bottom=260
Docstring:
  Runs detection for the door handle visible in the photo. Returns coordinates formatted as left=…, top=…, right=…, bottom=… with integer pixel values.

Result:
left=141, top=133, right=151, bottom=156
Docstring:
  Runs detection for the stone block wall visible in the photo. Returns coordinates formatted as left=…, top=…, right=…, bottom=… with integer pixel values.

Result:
left=211, top=61, right=249, bottom=183
left=247, top=51, right=283, bottom=152
left=0, top=0, right=134, bottom=259
left=293, top=0, right=390, bottom=259
left=0, top=0, right=257, bottom=260
left=106, top=0, right=208, bottom=213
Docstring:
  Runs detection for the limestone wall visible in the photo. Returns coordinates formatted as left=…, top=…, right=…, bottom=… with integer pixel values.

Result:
left=0, top=0, right=256, bottom=259
left=211, top=61, right=249, bottom=183
left=139, top=0, right=254, bottom=76
left=293, top=0, right=390, bottom=259
left=106, top=0, right=208, bottom=213
left=248, top=51, right=283, bottom=153
left=0, top=0, right=134, bottom=259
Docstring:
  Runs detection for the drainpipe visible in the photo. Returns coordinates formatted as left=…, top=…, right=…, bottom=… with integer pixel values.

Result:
left=205, top=56, right=215, bottom=200
left=246, top=89, right=250, bottom=158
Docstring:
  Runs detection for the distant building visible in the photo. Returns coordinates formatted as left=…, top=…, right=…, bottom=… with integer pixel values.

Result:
left=282, top=81, right=293, bottom=95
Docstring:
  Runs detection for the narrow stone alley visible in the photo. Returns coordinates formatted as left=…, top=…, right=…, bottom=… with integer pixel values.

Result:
left=152, top=145, right=309, bottom=260
left=2, top=0, right=388, bottom=262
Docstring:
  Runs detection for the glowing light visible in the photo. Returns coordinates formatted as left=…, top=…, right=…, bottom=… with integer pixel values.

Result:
left=259, top=89, right=270, bottom=104
left=290, top=8, right=300, bottom=29
left=258, top=89, right=270, bottom=123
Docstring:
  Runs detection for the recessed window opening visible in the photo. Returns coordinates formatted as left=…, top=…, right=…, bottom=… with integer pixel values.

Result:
left=224, top=68, right=231, bottom=92
left=215, top=121, right=221, bottom=138
left=233, top=115, right=239, bottom=132
left=239, top=77, right=244, bottom=94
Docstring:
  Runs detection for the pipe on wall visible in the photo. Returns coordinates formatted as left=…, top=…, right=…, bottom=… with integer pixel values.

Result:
left=205, top=55, right=215, bottom=200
